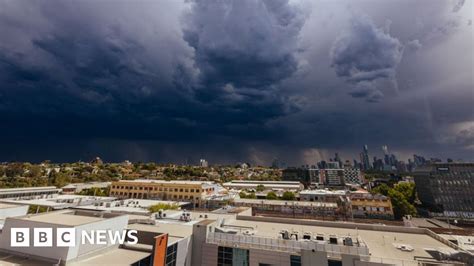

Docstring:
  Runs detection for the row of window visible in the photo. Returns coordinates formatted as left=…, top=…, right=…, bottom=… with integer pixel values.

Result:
left=355, top=206, right=389, bottom=212
left=112, top=186, right=203, bottom=193
left=217, top=246, right=301, bottom=266
left=110, top=191, right=201, bottom=201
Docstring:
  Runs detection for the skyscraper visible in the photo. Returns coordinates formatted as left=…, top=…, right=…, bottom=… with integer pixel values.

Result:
left=360, top=145, right=371, bottom=171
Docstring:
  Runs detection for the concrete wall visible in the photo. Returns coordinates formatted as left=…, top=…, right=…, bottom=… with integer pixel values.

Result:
left=301, top=250, right=328, bottom=266
left=176, top=236, right=191, bottom=266
left=249, top=249, right=290, bottom=266
left=200, top=243, right=218, bottom=266
left=237, top=215, right=427, bottom=234
left=192, top=221, right=217, bottom=265
left=72, top=214, right=129, bottom=259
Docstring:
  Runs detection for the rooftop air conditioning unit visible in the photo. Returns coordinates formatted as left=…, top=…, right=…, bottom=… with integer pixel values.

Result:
left=290, top=231, right=299, bottom=241
left=303, top=232, right=312, bottom=240
left=315, top=234, right=325, bottom=241
left=280, top=230, right=289, bottom=240
left=243, top=230, right=255, bottom=236
left=343, top=237, right=353, bottom=246
left=329, top=236, right=338, bottom=245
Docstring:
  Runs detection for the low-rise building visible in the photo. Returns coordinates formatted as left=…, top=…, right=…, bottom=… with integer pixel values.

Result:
left=61, top=182, right=111, bottom=194
left=298, top=189, right=347, bottom=203
left=232, top=198, right=344, bottom=220
left=223, top=180, right=304, bottom=191
left=349, top=192, right=394, bottom=220
left=0, top=186, right=61, bottom=199
left=74, top=198, right=190, bottom=215
left=0, top=194, right=116, bottom=211
left=109, top=179, right=223, bottom=208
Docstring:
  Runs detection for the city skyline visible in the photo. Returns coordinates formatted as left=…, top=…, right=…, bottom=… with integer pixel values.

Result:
left=0, top=0, right=473, bottom=164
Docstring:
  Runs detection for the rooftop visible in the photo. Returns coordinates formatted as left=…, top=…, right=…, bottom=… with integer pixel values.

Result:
left=75, top=199, right=190, bottom=214
left=0, top=194, right=116, bottom=208
left=0, top=203, right=26, bottom=210
left=299, top=189, right=347, bottom=196
left=115, top=179, right=214, bottom=185
left=233, top=198, right=338, bottom=208
left=0, top=186, right=60, bottom=194
left=128, top=223, right=193, bottom=239
left=69, top=248, right=150, bottom=265
left=11, top=210, right=123, bottom=226
left=218, top=217, right=458, bottom=263
left=225, top=180, right=302, bottom=184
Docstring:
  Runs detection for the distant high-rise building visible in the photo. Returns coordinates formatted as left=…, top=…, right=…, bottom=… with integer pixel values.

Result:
left=334, top=152, right=343, bottom=167
left=326, top=161, right=340, bottom=169
left=360, top=145, right=371, bottom=171
left=199, top=159, right=208, bottom=167
left=413, top=154, right=426, bottom=167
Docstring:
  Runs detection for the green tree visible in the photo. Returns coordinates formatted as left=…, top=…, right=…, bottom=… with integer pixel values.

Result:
left=371, top=183, right=390, bottom=196
left=393, top=182, right=416, bottom=204
left=244, top=192, right=256, bottom=199
left=281, top=191, right=295, bottom=201
left=239, top=191, right=247, bottom=198
left=78, top=186, right=110, bottom=197
left=266, top=191, right=278, bottom=200
left=256, top=184, right=265, bottom=192
left=148, top=203, right=179, bottom=213
left=388, top=189, right=417, bottom=219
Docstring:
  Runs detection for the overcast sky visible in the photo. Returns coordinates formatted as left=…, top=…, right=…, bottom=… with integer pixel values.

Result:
left=0, top=0, right=472, bottom=165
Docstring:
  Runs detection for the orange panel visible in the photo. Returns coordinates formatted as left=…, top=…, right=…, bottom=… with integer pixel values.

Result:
left=152, top=234, right=168, bottom=266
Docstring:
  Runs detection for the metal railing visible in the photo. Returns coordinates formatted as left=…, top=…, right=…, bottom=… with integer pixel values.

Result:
left=206, top=232, right=369, bottom=257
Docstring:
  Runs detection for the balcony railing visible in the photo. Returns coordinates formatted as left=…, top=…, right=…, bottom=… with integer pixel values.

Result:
left=206, top=231, right=369, bottom=258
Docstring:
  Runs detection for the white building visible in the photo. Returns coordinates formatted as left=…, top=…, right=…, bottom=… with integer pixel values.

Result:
left=0, top=186, right=61, bottom=199
left=223, top=180, right=304, bottom=191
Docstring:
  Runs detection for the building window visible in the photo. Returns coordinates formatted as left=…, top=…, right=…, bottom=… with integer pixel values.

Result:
left=217, top=247, right=248, bottom=266
left=290, top=255, right=301, bottom=266
left=218, top=246, right=233, bottom=266
left=165, top=243, right=177, bottom=266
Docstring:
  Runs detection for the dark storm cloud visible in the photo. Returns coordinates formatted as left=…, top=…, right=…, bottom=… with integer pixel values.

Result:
left=0, top=0, right=472, bottom=164
left=330, top=15, right=403, bottom=102
left=182, top=0, right=305, bottom=121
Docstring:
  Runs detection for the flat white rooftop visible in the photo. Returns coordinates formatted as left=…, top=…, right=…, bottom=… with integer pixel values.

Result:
left=76, top=199, right=190, bottom=214
left=0, top=194, right=116, bottom=208
left=0, top=186, right=59, bottom=194
left=299, top=189, right=347, bottom=196
left=0, top=203, right=25, bottom=210
left=69, top=248, right=150, bottom=265
left=223, top=218, right=457, bottom=263
left=12, top=210, right=107, bottom=226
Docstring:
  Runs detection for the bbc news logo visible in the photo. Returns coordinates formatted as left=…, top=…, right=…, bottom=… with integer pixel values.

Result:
left=11, top=228, right=138, bottom=247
